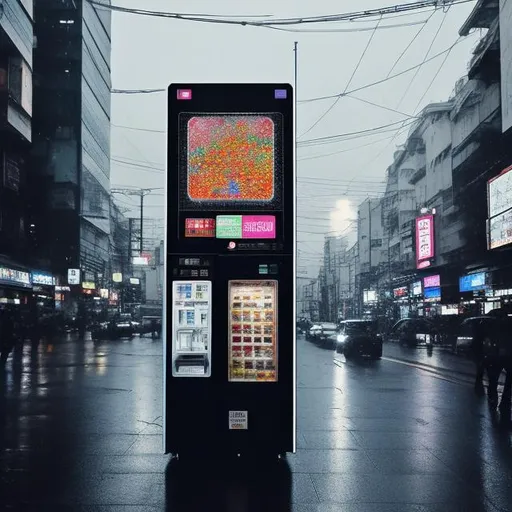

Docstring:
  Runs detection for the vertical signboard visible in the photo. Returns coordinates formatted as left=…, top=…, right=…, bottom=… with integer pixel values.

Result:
left=165, top=84, right=295, bottom=458
left=416, top=215, right=435, bottom=269
left=500, top=0, right=512, bottom=133
left=487, top=165, right=512, bottom=249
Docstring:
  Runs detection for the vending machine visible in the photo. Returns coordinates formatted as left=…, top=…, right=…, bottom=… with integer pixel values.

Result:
left=164, top=83, right=295, bottom=458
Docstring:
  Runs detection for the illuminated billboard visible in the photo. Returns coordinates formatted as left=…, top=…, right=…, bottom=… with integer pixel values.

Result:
left=487, top=165, right=512, bottom=250
left=459, top=272, right=488, bottom=292
left=416, top=215, right=435, bottom=269
left=423, top=274, right=440, bottom=289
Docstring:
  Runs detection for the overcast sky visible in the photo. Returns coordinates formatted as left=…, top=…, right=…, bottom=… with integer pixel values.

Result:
left=109, top=0, right=480, bottom=277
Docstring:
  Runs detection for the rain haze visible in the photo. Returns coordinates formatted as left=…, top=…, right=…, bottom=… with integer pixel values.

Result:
left=110, top=0, right=479, bottom=277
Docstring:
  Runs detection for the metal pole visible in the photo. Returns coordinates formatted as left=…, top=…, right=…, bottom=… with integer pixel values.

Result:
left=140, top=193, right=144, bottom=255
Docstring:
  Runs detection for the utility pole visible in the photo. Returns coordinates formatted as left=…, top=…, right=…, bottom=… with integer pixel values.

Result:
left=111, top=187, right=163, bottom=257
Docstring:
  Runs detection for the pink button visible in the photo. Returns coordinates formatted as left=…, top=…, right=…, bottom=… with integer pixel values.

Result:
left=242, top=216, right=276, bottom=239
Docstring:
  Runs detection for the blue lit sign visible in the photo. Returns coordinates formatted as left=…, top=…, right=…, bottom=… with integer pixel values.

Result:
left=31, top=271, right=55, bottom=286
left=459, top=272, right=487, bottom=292
left=424, top=287, right=441, bottom=301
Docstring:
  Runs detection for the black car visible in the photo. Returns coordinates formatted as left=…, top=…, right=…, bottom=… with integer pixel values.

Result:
left=387, top=318, right=439, bottom=347
left=335, top=320, right=383, bottom=359
left=91, top=313, right=135, bottom=340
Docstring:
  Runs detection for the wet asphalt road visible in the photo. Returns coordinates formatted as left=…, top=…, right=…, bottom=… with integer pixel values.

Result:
left=1, top=335, right=512, bottom=511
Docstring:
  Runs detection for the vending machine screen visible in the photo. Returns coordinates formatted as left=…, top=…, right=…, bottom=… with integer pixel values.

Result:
left=172, top=281, right=212, bottom=377
left=187, top=115, right=275, bottom=202
left=178, top=112, right=284, bottom=213
left=228, top=280, right=278, bottom=382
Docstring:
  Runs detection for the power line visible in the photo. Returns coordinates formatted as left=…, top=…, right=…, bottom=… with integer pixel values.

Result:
left=299, top=14, right=383, bottom=139
left=299, top=38, right=469, bottom=104
left=395, top=10, right=448, bottom=110
left=298, top=119, right=416, bottom=147
left=87, top=0, right=476, bottom=27
left=112, top=123, right=165, bottom=133
left=386, top=9, right=436, bottom=78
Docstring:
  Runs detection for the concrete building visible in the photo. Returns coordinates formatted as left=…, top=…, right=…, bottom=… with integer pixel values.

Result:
left=0, top=0, right=34, bottom=295
left=31, top=0, right=111, bottom=283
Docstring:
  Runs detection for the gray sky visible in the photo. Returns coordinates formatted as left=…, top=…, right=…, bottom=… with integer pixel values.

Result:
left=110, top=0, right=480, bottom=276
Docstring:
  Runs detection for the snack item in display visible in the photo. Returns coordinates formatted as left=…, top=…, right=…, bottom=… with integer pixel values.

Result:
left=232, top=302, right=242, bottom=309
left=243, top=324, right=252, bottom=334
left=232, top=368, right=244, bottom=379
left=242, top=310, right=252, bottom=321
left=253, top=311, right=262, bottom=322
left=253, top=336, right=263, bottom=344
left=232, top=336, right=241, bottom=344
left=265, top=311, right=274, bottom=322
left=232, top=311, right=241, bottom=322
left=232, top=359, right=243, bottom=369
left=264, top=337, right=272, bottom=344
left=232, top=324, right=242, bottom=334
left=253, top=325, right=262, bottom=335
left=264, top=325, right=273, bottom=335
left=256, top=361, right=265, bottom=371
left=244, top=361, right=254, bottom=370
left=243, top=346, right=253, bottom=357
left=243, top=336, right=251, bottom=343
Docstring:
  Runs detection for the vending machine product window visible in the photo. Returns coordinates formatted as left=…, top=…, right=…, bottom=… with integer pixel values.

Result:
left=172, top=281, right=212, bottom=377
left=228, top=280, right=278, bottom=382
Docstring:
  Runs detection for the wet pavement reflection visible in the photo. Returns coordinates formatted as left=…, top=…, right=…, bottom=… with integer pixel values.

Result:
left=1, top=334, right=512, bottom=511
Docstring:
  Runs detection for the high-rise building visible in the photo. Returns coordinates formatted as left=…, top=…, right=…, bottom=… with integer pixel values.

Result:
left=31, top=0, right=111, bottom=283
left=0, top=1, right=35, bottom=300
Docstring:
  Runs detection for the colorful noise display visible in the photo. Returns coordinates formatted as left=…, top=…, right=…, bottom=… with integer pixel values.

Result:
left=187, top=116, right=275, bottom=202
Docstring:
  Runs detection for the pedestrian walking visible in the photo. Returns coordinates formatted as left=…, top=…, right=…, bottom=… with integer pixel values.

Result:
left=484, top=311, right=512, bottom=423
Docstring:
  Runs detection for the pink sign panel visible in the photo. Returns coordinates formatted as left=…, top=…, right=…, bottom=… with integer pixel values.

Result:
left=416, top=215, right=435, bottom=268
left=424, top=275, right=440, bottom=288
left=242, top=215, right=276, bottom=239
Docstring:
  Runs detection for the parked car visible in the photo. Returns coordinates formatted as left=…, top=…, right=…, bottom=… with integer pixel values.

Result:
left=335, top=320, right=383, bottom=359
left=312, top=322, right=338, bottom=348
left=91, top=313, right=135, bottom=340
left=307, top=324, right=322, bottom=341
left=387, top=318, right=440, bottom=347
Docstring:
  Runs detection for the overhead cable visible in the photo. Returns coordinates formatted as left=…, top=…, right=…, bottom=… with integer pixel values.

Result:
left=299, top=14, right=383, bottom=138
left=87, top=0, right=476, bottom=27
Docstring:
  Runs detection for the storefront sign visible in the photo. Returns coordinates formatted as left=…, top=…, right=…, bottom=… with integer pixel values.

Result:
left=411, top=281, right=422, bottom=296
left=393, top=286, right=408, bottom=298
left=112, top=273, right=123, bottom=283
left=82, top=281, right=95, bottom=290
left=416, top=215, right=435, bottom=269
left=68, top=268, right=80, bottom=285
left=363, top=290, right=377, bottom=303
left=488, top=165, right=512, bottom=218
left=424, top=287, right=441, bottom=302
left=31, top=271, right=54, bottom=286
left=100, top=289, right=109, bottom=299
left=488, top=208, right=512, bottom=249
left=459, top=272, right=488, bottom=292
left=129, top=278, right=140, bottom=285
left=0, top=266, right=31, bottom=288
left=423, top=275, right=440, bottom=289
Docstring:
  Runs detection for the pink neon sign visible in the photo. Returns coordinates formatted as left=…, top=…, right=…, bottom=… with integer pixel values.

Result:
left=242, top=216, right=276, bottom=239
left=416, top=215, right=434, bottom=269
left=423, top=274, right=440, bottom=288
